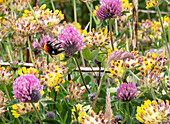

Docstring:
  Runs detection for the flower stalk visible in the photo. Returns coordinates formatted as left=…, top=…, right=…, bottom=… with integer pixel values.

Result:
left=51, top=0, right=55, bottom=12
left=3, top=84, right=11, bottom=101
left=115, top=19, right=118, bottom=35
left=19, top=49, right=24, bottom=62
left=150, top=88, right=156, bottom=100
left=156, top=6, right=170, bottom=56
left=85, top=2, right=98, bottom=27
left=31, top=102, right=43, bottom=124
left=16, top=118, right=22, bottom=124
left=0, top=43, right=5, bottom=62
left=92, top=69, right=106, bottom=110
left=74, top=58, right=90, bottom=93
left=89, top=3, right=93, bottom=32
left=109, top=19, right=114, bottom=50
left=126, top=102, right=132, bottom=124
left=27, top=38, right=35, bottom=65
left=73, top=0, right=78, bottom=29
left=26, top=0, right=39, bottom=24
left=7, top=38, right=14, bottom=62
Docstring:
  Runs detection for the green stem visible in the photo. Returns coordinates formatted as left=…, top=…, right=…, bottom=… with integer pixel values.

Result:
left=57, top=55, right=60, bottom=66
left=89, top=3, right=93, bottom=32
left=27, top=38, right=35, bottom=65
left=128, top=20, right=132, bottom=40
left=0, top=43, right=5, bottom=61
left=109, top=19, right=114, bottom=50
left=128, top=70, right=141, bottom=82
left=126, top=36, right=129, bottom=52
left=80, top=51, right=85, bottom=67
left=92, top=67, right=106, bottom=110
left=16, top=118, right=22, bottom=124
left=7, top=38, right=14, bottom=61
left=6, top=45, right=12, bottom=62
left=126, top=102, right=131, bottom=124
left=51, top=0, right=55, bottom=12
left=115, top=19, right=118, bottom=35
left=23, top=118, right=25, bottom=124
left=119, top=100, right=122, bottom=110
left=19, top=49, right=24, bottom=62
left=3, top=84, right=11, bottom=101
left=31, top=102, right=43, bottom=124
left=74, top=58, right=90, bottom=93
left=10, top=0, right=13, bottom=18
left=91, top=72, right=95, bottom=92
left=168, top=21, right=170, bottom=45
left=73, top=0, right=77, bottom=29
left=162, top=79, right=170, bottom=99
left=85, top=2, right=98, bottom=27
left=58, top=83, right=69, bottom=95
left=1, top=118, right=6, bottom=124
left=26, top=0, right=39, bottom=24
left=137, top=89, right=148, bottom=98
left=150, top=88, right=156, bottom=100
left=157, top=6, right=170, bottom=56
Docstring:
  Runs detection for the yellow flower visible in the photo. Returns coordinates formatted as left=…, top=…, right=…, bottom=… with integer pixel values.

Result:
left=85, top=27, right=111, bottom=47
left=11, top=110, right=20, bottom=118
left=136, top=99, right=170, bottom=124
left=108, top=60, right=126, bottom=79
left=146, top=0, right=162, bottom=9
left=17, top=67, right=39, bottom=78
left=0, top=0, right=9, bottom=3
left=93, top=6, right=99, bottom=16
left=55, top=86, right=60, bottom=91
left=40, top=62, right=68, bottom=92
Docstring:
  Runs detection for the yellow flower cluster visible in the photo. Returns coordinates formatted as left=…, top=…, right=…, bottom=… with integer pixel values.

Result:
left=108, top=60, right=126, bottom=82
left=137, top=52, right=167, bottom=73
left=139, top=16, right=169, bottom=41
left=146, top=0, right=161, bottom=9
left=23, top=4, right=64, bottom=27
left=136, top=99, right=170, bottom=124
left=40, top=62, right=68, bottom=92
left=11, top=102, right=40, bottom=118
left=72, top=104, right=90, bottom=122
left=118, top=0, right=133, bottom=22
left=85, top=28, right=110, bottom=47
left=17, top=67, right=39, bottom=78
left=0, top=0, right=9, bottom=3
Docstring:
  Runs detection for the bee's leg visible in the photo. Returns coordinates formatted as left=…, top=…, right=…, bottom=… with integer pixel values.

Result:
left=51, top=50, right=64, bottom=55
left=54, top=43, right=61, bottom=47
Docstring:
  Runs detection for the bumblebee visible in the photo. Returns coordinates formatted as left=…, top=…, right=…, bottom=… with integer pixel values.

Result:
left=44, top=41, right=64, bottom=57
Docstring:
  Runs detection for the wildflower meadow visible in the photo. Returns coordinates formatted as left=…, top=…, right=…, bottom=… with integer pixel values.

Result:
left=0, top=0, right=170, bottom=124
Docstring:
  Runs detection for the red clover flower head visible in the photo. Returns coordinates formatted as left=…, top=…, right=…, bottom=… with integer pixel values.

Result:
left=13, top=74, right=42, bottom=103
left=58, top=26, right=85, bottom=57
left=96, top=6, right=109, bottom=20
left=97, top=0, right=122, bottom=20
left=116, top=83, right=137, bottom=102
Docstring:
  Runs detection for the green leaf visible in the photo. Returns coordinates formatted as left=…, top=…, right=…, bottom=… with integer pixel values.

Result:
left=63, top=111, right=68, bottom=124
left=41, top=100, right=56, bottom=104
left=82, top=47, right=91, bottom=60
left=85, top=75, right=91, bottom=84
left=56, top=102, right=62, bottom=112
